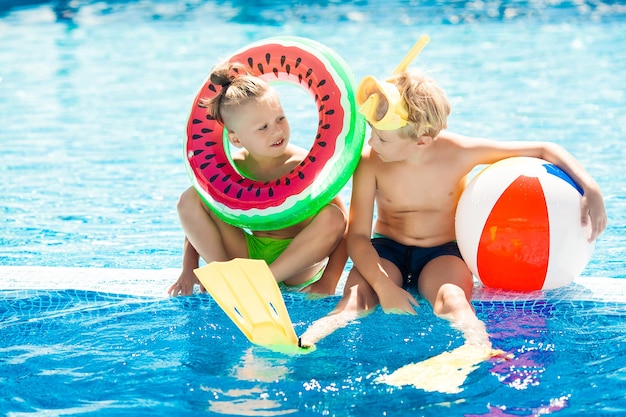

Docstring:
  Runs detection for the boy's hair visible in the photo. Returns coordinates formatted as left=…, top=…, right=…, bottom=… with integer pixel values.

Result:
left=390, top=69, right=451, bottom=139
left=199, top=62, right=271, bottom=126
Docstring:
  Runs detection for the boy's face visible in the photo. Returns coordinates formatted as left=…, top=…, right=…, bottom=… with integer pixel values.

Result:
left=367, top=126, right=416, bottom=163
left=225, top=89, right=290, bottom=157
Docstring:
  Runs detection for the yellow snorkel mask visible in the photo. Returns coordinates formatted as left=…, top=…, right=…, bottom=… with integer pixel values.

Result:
left=356, top=34, right=430, bottom=131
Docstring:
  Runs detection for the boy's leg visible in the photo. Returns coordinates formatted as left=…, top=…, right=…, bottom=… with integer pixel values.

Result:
left=300, top=257, right=403, bottom=346
left=417, top=256, right=490, bottom=346
left=299, top=267, right=379, bottom=347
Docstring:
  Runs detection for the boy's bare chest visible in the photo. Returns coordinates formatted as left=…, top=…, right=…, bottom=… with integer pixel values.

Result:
left=374, top=166, right=460, bottom=212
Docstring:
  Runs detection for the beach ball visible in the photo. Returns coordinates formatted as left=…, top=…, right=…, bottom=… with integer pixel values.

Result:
left=455, top=157, right=594, bottom=291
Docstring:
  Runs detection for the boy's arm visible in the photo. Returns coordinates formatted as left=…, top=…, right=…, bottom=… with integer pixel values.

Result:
left=537, top=142, right=607, bottom=241
left=347, top=152, right=418, bottom=314
left=447, top=131, right=607, bottom=241
left=345, top=153, right=378, bottom=280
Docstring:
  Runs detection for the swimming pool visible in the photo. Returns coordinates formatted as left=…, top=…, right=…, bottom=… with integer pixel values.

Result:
left=1, top=0, right=625, bottom=415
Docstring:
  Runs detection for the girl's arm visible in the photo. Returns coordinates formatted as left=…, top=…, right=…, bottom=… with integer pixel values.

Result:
left=168, top=237, right=203, bottom=296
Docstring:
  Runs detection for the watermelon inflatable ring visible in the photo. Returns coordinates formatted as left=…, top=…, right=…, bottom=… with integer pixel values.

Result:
left=185, top=36, right=366, bottom=230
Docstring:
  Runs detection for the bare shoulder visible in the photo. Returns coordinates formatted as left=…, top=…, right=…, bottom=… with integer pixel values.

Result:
left=437, top=130, right=529, bottom=151
left=231, top=148, right=247, bottom=162
left=353, top=146, right=378, bottom=174
left=288, top=144, right=308, bottom=159
left=436, top=130, right=488, bottom=149
left=357, top=145, right=377, bottom=165
left=284, top=144, right=308, bottom=169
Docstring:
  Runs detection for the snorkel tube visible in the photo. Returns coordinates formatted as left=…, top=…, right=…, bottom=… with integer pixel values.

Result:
left=356, top=34, right=430, bottom=131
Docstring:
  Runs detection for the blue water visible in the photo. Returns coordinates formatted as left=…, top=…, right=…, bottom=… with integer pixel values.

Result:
left=1, top=288, right=625, bottom=416
left=1, top=0, right=625, bottom=416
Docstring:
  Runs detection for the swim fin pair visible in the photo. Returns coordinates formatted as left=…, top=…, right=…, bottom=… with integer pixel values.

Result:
left=194, top=258, right=300, bottom=351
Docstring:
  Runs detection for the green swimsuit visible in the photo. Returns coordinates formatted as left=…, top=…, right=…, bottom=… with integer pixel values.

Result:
left=244, top=232, right=324, bottom=292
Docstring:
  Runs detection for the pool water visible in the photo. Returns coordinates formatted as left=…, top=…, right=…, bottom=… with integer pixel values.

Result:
left=1, top=270, right=625, bottom=416
left=1, top=0, right=625, bottom=415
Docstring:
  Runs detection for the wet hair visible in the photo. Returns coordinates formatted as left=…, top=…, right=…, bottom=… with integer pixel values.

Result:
left=390, top=69, right=451, bottom=139
left=199, top=62, right=271, bottom=126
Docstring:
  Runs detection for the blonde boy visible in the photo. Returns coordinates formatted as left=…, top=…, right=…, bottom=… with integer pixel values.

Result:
left=299, top=67, right=606, bottom=347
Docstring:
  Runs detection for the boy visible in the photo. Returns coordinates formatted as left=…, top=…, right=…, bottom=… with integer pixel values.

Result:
left=299, top=66, right=606, bottom=348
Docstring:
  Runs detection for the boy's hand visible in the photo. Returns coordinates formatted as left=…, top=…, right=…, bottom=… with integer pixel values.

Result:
left=376, top=281, right=419, bottom=315
left=581, top=188, right=607, bottom=242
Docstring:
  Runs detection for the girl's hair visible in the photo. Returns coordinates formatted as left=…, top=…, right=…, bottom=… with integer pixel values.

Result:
left=390, top=69, right=451, bottom=139
left=200, top=62, right=271, bottom=126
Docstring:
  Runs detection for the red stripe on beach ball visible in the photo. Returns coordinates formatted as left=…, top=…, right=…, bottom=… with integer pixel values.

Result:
left=476, top=175, right=550, bottom=291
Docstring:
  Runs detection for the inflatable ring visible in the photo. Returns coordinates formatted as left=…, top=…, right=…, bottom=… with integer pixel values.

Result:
left=185, top=36, right=365, bottom=230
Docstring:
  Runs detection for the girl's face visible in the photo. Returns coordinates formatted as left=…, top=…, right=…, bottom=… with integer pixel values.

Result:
left=225, top=89, right=290, bottom=158
left=367, top=126, right=416, bottom=163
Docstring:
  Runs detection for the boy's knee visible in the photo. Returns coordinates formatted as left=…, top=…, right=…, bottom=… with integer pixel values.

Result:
left=434, top=283, right=471, bottom=317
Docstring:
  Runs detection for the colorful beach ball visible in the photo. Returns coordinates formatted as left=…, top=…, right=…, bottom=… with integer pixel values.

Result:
left=455, top=157, right=595, bottom=291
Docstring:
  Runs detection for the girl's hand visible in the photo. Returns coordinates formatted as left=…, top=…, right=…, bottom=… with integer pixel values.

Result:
left=168, top=269, right=204, bottom=296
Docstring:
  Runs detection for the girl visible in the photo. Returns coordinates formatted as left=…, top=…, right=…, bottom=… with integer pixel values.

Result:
left=169, top=62, right=348, bottom=297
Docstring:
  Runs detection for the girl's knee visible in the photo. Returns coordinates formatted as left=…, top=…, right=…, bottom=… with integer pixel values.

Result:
left=177, top=187, right=215, bottom=227
left=317, top=203, right=348, bottom=236
left=177, top=187, right=199, bottom=213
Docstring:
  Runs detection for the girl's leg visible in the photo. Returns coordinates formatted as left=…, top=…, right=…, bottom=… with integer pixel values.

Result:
left=170, top=187, right=248, bottom=296
left=270, top=203, right=347, bottom=287
left=178, top=187, right=248, bottom=262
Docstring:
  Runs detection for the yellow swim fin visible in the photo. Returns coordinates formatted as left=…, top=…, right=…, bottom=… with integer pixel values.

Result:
left=377, top=344, right=506, bottom=393
left=194, top=258, right=299, bottom=349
